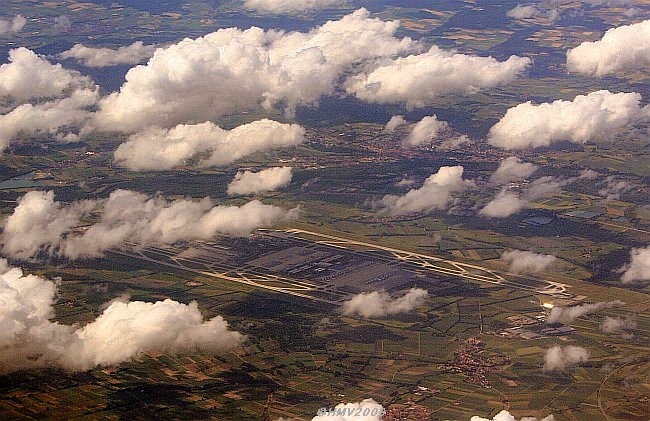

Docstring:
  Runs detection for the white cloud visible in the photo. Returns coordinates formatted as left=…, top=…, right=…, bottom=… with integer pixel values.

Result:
left=546, top=300, right=625, bottom=324
left=59, top=41, right=158, bottom=67
left=0, top=48, right=94, bottom=102
left=506, top=5, right=560, bottom=21
left=380, top=166, right=473, bottom=216
left=346, top=46, right=531, bottom=108
left=0, top=259, right=244, bottom=374
left=543, top=345, right=589, bottom=371
left=566, top=19, right=650, bottom=76
left=312, top=398, right=384, bottom=421
left=598, top=176, right=633, bottom=200
left=93, top=9, right=415, bottom=133
left=488, top=90, right=650, bottom=149
left=479, top=189, right=527, bottom=218
left=471, top=410, right=555, bottom=421
left=619, top=246, right=650, bottom=283
left=403, top=115, right=448, bottom=147
left=244, top=0, right=345, bottom=13
left=0, top=15, right=26, bottom=35
left=384, top=115, right=407, bottom=132
left=341, top=288, right=428, bottom=318
left=601, top=314, right=637, bottom=334
left=502, top=250, right=556, bottom=273
left=114, top=119, right=305, bottom=171
left=227, top=166, right=293, bottom=195
left=1, top=190, right=299, bottom=260
left=489, top=157, right=537, bottom=185
left=439, top=134, right=472, bottom=150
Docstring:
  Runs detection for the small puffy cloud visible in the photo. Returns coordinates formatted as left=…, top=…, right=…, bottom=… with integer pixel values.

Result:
left=312, top=398, right=384, bottom=421
left=244, top=0, right=345, bottom=13
left=403, top=115, right=448, bottom=147
left=479, top=189, right=527, bottom=218
left=471, top=410, right=555, bottom=421
left=543, top=345, right=589, bottom=371
left=347, top=46, right=531, bottom=108
left=0, top=259, right=244, bottom=374
left=566, top=19, right=650, bottom=77
left=384, top=115, right=407, bottom=132
left=227, top=167, right=293, bottom=195
left=506, top=5, right=560, bottom=21
left=0, top=15, right=26, bottom=35
left=502, top=250, right=556, bottom=273
left=600, top=314, right=637, bottom=335
left=1, top=190, right=299, bottom=260
left=598, top=176, right=633, bottom=200
left=439, top=134, right=472, bottom=150
left=618, top=246, right=650, bottom=283
left=341, top=288, right=428, bottom=318
left=546, top=300, right=624, bottom=324
left=0, top=48, right=94, bottom=102
left=380, top=166, right=473, bottom=216
left=53, top=15, right=71, bottom=32
left=487, top=90, right=650, bottom=149
left=114, top=119, right=305, bottom=171
left=489, top=157, right=537, bottom=185
left=59, top=41, right=158, bottom=67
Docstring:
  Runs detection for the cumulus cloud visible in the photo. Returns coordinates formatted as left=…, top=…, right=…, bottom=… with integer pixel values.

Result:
left=0, top=259, right=244, bottom=374
left=93, top=9, right=415, bottom=133
left=59, top=41, right=158, bottom=67
left=227, top=166, right=293, bottom=195
left=384, top=115, right=407, bottom=132
left=546, top=300, right=625, bottom=324
left=506, top=5, right=560, bottom=21
left=489, top=157, right=538, bottom=185
left=600, top=314, right=637, bottom=335
left=379, top=166, right=473, bottom=216
left=618, top=246, right=650, bottom=283
left=347, top=46, right=531, bottom=108
left=0, top=48, right=94, bottom=102
left=403, top=115, right=449, bottom=147
left=471, top=410, right=555, bottom=421
left=488, top=90, right=650, bottom=149
left=114, top=119, right=305, bottom=171
left=312, top=398, right=384, bottom=421
left=0, top=15, right=26, bottom=35
left=341, top=288, right=428, bottom=318
left=1, top=190, right=299, bottom=260
left=502, top=250, right=556, bottom=273
left=543, top=345, right=589, bottom=371
left=598, top=176, right=633, bottom=201
left=439, top=134, right=472, bottom=150
left=566, top=19, right=650, bottom=77
left=244, top=0, right=345, bottom=13
left=0, top=48, right=99, bottom=150
left=479, top=189, right=527, bottom=218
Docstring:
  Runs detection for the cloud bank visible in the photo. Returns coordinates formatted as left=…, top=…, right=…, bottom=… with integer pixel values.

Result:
left=488, top=90, right=650, bottom=149
left=0, top=260, right=244, bottom=374
left=380, top=166, right=473, bottom=216
left=543, top=345, right=589, bottom=371
left=546, top=300, right=624, bottom=324
left=502, top=250, right=556, bottom=273
left=566, top=19, right=650, bottom=76
left=59, top=41, right=158, bottom=67
left=113, top=119, right=305, bottom=171
left=1, top=190, right=299, bottom=260
left=341, top=288, right=428, bottom=318
left=227, top=166, right=293, bottom=195
left=618, top=246, right=650, bottom=283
